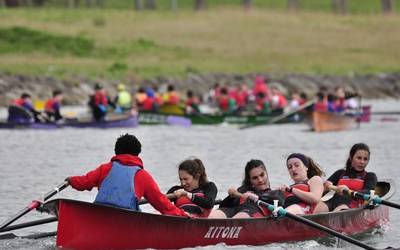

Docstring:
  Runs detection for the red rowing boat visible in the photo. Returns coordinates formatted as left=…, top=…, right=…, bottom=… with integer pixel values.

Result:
left=43, top=180, right=394, bottom=250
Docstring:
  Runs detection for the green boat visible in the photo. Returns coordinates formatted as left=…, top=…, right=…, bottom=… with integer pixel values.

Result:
left=138, top=111, right=303, bottom=126
left=137, top=102, right=313, bottom=126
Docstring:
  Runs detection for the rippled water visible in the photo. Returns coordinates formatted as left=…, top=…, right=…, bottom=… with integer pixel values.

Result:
left=0, top=100, right=399, bottom=250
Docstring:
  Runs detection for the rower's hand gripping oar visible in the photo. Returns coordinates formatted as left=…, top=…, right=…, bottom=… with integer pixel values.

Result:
left=230, top=190, right=379, bottom=250
left=329, top=185, right=400, bottom=209
left=0, top=181, right=69, bottom=230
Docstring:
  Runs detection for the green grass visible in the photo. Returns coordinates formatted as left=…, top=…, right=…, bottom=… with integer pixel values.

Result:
left=0, top=26, right=94, bottom=56
left=0, top=7, right=399, bottom=79
left=26, top=0, right=400, bottom=14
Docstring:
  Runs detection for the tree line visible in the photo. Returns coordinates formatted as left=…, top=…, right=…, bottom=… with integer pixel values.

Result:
left=0, top=0, right=396, bottom=14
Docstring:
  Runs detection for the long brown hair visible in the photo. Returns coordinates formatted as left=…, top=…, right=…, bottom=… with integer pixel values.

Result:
left=286, top=153, right=324, bottom=178
left=346, top=143, right=370, bottom=171
left=178, top=158, right=208, bottom=186
left=242, top=159, right=270, bottom=188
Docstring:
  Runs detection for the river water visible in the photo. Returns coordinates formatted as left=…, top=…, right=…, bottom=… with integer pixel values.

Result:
left=0, top=99, right=399, bottom=250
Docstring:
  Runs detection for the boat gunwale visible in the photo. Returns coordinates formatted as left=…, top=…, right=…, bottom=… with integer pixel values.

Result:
left=43, top=179, right=394, bottom=223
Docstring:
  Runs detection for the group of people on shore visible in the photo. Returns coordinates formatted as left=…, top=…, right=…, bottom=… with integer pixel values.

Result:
left=66, top=133, right=376, bottom=218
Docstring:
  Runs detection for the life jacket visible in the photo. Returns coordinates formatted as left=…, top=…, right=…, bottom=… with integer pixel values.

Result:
left=337, top=170, right=368, bottom=208
left=238, top=190, right=272, bottom=217
left=218, top=96, right=229, bottom=111
left=141, top=97, right=156, bottom=111
left=44, top=98, right=58, bottom=112
left=337, top=171, right=367, bottom=192
left=94, top=162, right=141, bottom=210
left=284, top=182, right=310, bottom=198
left=284, top=181, right=315, bottom=214
left=12, top=98, right=25, bottom=107
left=235, top=91, right=247, bottom=107
left=164, top=92, right=180, bottom=105
left=117, top=90, right=132, bottom=109
left=95, top=91, right=108, bottom=106
left=174, top=192, right=210, bottom=218
left=135, top=93, right=147, bottom=107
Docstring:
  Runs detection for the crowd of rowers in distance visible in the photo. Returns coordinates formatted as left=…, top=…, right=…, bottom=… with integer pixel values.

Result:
left=6, top=76, right=360, bottom=124
left=66, top=133, right=376, bottom=218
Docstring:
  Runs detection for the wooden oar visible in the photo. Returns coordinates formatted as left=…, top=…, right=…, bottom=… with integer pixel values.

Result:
left=231, top=190, right=379, bottom=250
left=0, top=181, right=69, bottom=230
left=329, top=185, right=400, bottom=209
left=240, top=99, right=315, bottom=129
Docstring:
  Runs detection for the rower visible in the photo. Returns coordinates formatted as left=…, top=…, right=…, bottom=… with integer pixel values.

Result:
left=208, top=159, right=284, bottom=218
left=65, top=133, right=188, bottom=217
left=8, top=93, right=42, bottom=123
left=278, top=153, right=324, bottom=215
left=167, top=158, right=217, bottom=217
left=44, top=90, right=63, bottom=122
left=314, top=143, right=377, bottom=213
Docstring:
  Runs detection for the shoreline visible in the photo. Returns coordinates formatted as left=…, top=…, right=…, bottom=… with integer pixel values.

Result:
left=1, top=72, right=399, bottom=107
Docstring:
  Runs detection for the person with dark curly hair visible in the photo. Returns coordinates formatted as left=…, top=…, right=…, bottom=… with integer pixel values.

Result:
left=167, top=158, right=217, bottom=217
left=66, top=133, right=188, bottom=217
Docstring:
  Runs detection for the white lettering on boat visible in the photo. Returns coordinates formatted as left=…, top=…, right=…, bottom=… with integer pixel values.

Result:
left=204, top=226, right=242, bottom=239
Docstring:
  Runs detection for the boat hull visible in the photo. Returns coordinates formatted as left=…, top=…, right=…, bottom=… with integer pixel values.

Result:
left=309, top=111, right=356, bottom=132
left=0, top=115, right=138, bottom=129
left=48, top=181, right=393, bottom=250
left=138, top=111, right=301, bottom=125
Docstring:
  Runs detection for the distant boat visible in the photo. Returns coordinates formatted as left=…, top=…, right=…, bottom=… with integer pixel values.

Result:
left=0, top=113, right=138, bottom=129
left=42, top=180, right=393, bottom=250
left=138, top=111, right=300, bottom=125
left=308, top=111, right=356, bottom=132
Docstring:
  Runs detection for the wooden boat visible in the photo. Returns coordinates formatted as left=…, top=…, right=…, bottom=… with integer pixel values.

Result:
left=42, top=180, right=394, bottom=250
left=308, top=111, right=356, bottom=132
left=0, top=114, right=138, bottom=129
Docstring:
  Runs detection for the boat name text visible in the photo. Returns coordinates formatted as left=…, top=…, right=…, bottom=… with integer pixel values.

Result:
left=204, top=226, right=242, bottom=239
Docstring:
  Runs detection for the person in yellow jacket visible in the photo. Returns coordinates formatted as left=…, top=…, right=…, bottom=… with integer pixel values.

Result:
left=114, top=83, right=132, bottom=112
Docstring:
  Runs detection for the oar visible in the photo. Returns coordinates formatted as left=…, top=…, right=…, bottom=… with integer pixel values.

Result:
left=0, top=217, right=57, bottom=234
left=138, top=193, right=176, bottom=205
left=240, top=99, right=315, bottom=129
left=0, top=181, right=69, bottom=230
left=231, top=190, right=379, bottom=250
left=329, top=186, right=400, bottom=209
left=0, top=231, right=57, bottom=240
left=138, top=194, right=222, bottom=206
left=320, top=190, right=336, bottom=202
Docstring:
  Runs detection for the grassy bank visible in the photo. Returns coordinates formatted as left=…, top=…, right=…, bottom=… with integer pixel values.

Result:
left=0, top=7, right=399, bottom=79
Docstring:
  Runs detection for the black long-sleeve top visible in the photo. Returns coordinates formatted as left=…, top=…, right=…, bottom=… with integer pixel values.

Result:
left=167, top=182, right=218, bottom=209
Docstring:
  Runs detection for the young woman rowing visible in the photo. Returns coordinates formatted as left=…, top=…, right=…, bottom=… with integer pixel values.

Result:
left=314, top=143, right=377, bottom=212
left=278, top=153, right=325, bottom=215
left=208, top=159, right=283, bottom=218
left=167, top=158, right=217, bottom=217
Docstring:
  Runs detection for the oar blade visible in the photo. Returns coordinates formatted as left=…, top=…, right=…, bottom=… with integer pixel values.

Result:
left=0, top=233, right=18, bottom=240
